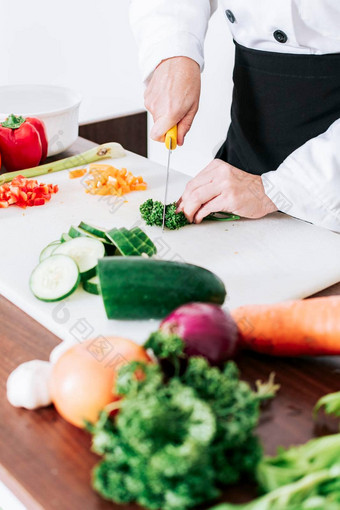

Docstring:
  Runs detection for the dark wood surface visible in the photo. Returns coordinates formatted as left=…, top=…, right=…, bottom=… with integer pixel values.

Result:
left=1, top=138, right=339, bottom=510
left=79, top=111, right=147, bottom=157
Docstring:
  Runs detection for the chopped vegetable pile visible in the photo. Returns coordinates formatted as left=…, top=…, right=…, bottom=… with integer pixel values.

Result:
left=140, top=198, right=188, bottom=230
left=0, top=175, right=58, bottom=208
left=70, top=163, right=147, bottom=197
left=140, top=199, right=241, bottom=230
left=88, top=336, right=266, bottom=510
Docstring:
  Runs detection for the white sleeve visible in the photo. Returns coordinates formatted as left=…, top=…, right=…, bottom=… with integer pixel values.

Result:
left=129, top=0, right=217, bottom=82
left=261, top=119, right=340, bottom=233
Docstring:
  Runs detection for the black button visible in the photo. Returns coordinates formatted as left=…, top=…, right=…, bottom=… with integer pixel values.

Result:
left=225, top=9, right=236, bottom=23
left=273, top=30, right=288, bottom=43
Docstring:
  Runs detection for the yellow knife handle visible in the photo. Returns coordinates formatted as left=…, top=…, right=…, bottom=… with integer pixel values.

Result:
left=165, top=125, right=178, bottom=150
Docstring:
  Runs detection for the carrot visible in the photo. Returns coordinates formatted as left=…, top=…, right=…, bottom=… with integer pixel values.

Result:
left=231, top=296, right=340, bottom=356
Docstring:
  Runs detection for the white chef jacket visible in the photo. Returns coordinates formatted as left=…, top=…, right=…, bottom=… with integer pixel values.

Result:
left=129, top=0, right=340, bottom=233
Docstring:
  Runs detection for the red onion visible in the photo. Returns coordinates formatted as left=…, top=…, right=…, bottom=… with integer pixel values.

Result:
left=159, top=302, right=239, bottom=365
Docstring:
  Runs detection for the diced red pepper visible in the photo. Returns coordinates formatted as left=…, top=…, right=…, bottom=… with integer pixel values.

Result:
left=33, top=198, right=46, bottom=206
left=0, top=175, right=58, bottom=209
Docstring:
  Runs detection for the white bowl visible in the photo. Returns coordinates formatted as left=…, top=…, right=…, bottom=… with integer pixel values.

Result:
left=0, top=85, right=81, bottom=157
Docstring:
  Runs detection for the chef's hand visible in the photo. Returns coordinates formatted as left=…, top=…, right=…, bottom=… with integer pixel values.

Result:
left=144, top=56, right=201, bottom=146
left=177, top=159, right=278, bottom=223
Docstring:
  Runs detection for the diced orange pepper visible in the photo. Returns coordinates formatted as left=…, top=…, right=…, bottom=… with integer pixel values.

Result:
left=69, top=168, right=87, bottom=179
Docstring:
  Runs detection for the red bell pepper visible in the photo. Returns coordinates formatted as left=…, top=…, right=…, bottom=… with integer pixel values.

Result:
left=0, top=114, right=48, bottom=172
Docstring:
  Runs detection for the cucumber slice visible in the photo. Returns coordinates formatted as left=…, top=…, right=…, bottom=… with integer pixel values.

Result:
left=79, top=222, right=108, bottom=240
left=53, top=237, right=105, bottom=281
left=39, top=242, right=62, bottom=262
left=69, top=225, right=116, bottom=255
left=61, top=233, right=72, bottom=243
left=83, top=275, right=101, bottom=295
left=30, top=254, right=80, bottom=302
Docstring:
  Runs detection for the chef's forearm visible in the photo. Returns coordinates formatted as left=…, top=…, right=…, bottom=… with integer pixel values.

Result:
left=129, top=0, right=217, bottom=82
left=261, top=119, right=340, bottom=233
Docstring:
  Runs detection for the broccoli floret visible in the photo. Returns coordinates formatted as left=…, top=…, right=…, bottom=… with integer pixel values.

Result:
left=140, top=199, right=189, bottom=230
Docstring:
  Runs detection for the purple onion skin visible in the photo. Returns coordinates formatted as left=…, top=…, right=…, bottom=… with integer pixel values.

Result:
left=160, top=303, right=240, bottom=365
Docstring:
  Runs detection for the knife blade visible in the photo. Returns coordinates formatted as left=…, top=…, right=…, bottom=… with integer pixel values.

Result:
left=162, top=125, right=177, bottom=232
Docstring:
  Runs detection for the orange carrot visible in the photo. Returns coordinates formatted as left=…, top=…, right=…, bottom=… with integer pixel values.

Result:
left=231, top=296, right=340, bottom=356
left=69, top=168, right=87, bottom=179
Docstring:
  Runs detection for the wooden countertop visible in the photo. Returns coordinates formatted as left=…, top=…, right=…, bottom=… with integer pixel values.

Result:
left=1, top=138, right=339, bottom=510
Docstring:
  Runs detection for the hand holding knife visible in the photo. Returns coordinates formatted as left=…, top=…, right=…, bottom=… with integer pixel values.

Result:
left=162, top=125, right=177, bottom=232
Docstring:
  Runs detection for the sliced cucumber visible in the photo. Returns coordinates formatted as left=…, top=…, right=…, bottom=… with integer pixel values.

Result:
left=39, top=242, right=62, bottom=262
left=30, top=254, right=80, bottom=302
left=106, top=227, right=157, bottom=257
left=53, top=237, right=105, bottom=281
left=83, top=275, right=101, bottom=295
left=69, top=225, right=116, bottom=255
left=61, top=233, right=72, bottom=243
left=79, top=222, right=108, bottom=240
left=130, top=227, right=157, bottom=256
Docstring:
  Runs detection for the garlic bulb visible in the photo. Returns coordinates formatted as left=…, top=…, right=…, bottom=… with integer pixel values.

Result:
left=7, top=360, right=52, bottom=410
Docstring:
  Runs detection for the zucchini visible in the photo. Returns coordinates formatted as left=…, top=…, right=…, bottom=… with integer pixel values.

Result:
left=30, top=254, right=80, bottom=302
left=97, top=257, right=226, bottom=320
left=106, top=227, right=157, bottom=257
left=53, top=237, right=105, bottom=281
left=78, top=221, right=108, bottom=240
left=83, top=275, right=101, bottom=295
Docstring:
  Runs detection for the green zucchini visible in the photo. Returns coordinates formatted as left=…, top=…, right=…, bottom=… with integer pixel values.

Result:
left=106, top=227, right=157, bottom=257
left=97, top=257, right=226, bottom=320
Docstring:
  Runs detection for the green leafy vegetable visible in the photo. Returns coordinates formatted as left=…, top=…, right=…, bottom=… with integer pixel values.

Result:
left=210, top=465, right=340, bottom=510
left=140, top=199, right=241, bottom=230
left=140, top=199, right=188, bottom=230
left=314, top=391, right=340, bottom=420
left=257, top=433, right=340, bottom=492
left=89, top=354, right=263, bottom=510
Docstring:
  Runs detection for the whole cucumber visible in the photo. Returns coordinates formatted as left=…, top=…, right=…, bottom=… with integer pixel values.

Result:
left=98, top=257, right=226, bottom=320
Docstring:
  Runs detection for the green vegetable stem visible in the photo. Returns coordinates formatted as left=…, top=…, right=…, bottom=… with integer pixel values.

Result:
left=0, top=142, right=125, bottom=184
left=210, top=465, right=340, bottom=510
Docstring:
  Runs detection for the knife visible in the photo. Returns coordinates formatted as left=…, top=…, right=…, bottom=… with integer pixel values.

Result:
left=162, top=125, right=178, bottom=232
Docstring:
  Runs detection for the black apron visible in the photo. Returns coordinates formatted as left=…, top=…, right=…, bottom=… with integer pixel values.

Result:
left=216, top=40, right=340, bottom=175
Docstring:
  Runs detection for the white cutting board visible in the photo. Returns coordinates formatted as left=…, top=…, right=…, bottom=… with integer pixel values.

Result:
left=1, top=150, right=340, bottom=346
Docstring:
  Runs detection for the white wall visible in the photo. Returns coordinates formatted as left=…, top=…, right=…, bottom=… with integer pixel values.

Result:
left=148, top=6, right=235, bottom=176
left=0, top=0, right=144, bottom=124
